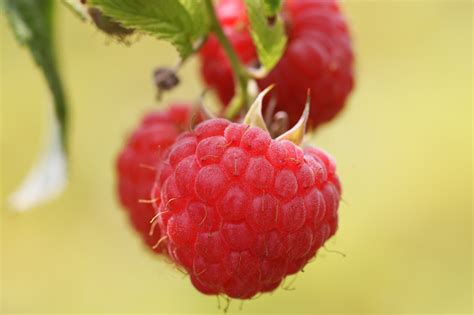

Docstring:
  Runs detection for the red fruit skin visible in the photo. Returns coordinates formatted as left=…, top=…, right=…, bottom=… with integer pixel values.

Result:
left=116, top=104, right=193, bottom=253
left=199, top=0, right=354, bottom=128
left=152, top=119, right=341, bottom=298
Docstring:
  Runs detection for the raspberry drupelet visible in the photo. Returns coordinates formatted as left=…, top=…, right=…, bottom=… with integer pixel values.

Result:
left=152, top=118, right=341, bottom=298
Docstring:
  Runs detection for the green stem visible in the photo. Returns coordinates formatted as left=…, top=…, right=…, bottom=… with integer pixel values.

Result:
left=204, top=0, right=248, bottom=118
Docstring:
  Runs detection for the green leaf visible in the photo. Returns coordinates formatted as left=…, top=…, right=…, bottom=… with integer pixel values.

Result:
left=179, top=0, right=210, bottom=41
left=3, top=0, right=69, bottom=210
left=244, top=0, right=287, bottom=72
left=4, top=0, right=68, bottom=147
left=263, top=0, right=282, bottom=17
left=89, top=0, right=197, bottom=58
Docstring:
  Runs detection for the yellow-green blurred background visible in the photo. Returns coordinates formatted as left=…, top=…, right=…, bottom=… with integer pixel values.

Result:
left=1, top=1, right=472, bottom=314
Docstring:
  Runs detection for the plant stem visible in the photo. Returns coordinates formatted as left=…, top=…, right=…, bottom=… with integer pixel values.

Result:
left=204, top=0, right=248, bottom=118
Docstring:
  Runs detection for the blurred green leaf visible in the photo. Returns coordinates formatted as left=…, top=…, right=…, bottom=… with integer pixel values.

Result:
left=89, top=0, right=198, bottom=58
left=4, top=0, right=68, bottom=146
left=3, top=0, right=69, bottom=210
left=263, top=0, right=282, bottom=17
left=244, top=0, right=287, bottom=72
left=179, top=0, right=210, bottom=41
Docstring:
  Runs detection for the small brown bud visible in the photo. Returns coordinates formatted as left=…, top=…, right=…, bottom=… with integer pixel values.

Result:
left=154, top=68, right=180, bottom=91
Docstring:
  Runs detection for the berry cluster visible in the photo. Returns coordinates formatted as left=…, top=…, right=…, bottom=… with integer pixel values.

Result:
left=115, top=0, right=351, bottom=301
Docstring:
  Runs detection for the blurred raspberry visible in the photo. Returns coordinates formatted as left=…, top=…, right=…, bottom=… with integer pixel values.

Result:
left=152, top=119, right=341, bottom=298
left=199, top=0, right=354, bottom=128
left=116, top=104, right=195, bottom=253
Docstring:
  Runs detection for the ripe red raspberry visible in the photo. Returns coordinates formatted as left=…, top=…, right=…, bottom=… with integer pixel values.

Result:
left=152, top=118, right=341, bottom=298
left=116, top=104, right=194, bottom=253
left=199, top=0, right=354, bottom=128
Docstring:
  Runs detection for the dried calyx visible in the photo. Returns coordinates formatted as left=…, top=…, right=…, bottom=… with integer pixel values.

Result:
left=243, top=87, right=310, bottom=146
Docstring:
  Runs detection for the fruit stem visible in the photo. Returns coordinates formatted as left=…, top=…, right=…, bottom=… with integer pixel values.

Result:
left=204, top=0, right=249, bottom=119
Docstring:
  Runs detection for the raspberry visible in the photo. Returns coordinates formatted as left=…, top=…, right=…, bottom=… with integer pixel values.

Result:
left=152, top=119, right=341, bottom=298
left=199, top=0, right=354, bottom=128
left=116, top=104, right=194, bottom=253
